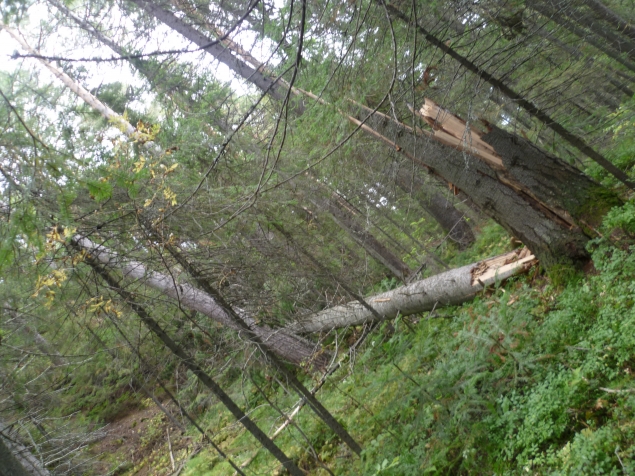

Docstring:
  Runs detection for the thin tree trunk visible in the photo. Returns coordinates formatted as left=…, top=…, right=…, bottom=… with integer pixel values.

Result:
left=113, top=0, right=475, bottom=238
left=2, top=306, right=66, bottom=368
left=580, top=0, right=635, bottom=42
left=557, top=1, right=635, bottom=59
left=145, top=227, right=362, bottom=456
left=308, top=192, right=412, bottom=281
left=127, top=0, right=290, bottom=104
left=527, top=0, right=635, bottom=73
left=290, top=249, right=536, bottom=333
left=392, top=167, right=475, bottom=248
left=82, top=310, right=247, bottom=474
left=82, top=259, right=304, bottom=476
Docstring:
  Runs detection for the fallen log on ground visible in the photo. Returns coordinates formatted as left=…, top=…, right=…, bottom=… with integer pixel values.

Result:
left=72, top=235, right=326, bottom=367
left=290, top=249, right=537, bottom=334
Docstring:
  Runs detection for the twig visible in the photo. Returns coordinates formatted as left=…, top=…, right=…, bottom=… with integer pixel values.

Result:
left=167, top=427, right=175, bottom=472
left=600, top=387, right=635, bottom=394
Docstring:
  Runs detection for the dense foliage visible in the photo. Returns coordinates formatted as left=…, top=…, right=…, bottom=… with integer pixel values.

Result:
left=1, top=0, right=635, bottom=473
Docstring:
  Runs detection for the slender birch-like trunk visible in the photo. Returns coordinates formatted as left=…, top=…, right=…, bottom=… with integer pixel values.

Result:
left=83, top=260, right=305, bottom=476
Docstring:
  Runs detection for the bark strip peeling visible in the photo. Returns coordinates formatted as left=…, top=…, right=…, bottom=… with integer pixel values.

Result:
left=289, top=249, right=536, bottom=333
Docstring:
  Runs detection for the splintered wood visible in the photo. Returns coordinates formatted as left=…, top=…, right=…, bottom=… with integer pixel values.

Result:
left=418, top=99, right=504, bottom=169
left=471, top=248, right=536, bottom=287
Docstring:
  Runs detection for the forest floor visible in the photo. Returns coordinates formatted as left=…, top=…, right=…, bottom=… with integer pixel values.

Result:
left=90, top=399, right=198, bottom=475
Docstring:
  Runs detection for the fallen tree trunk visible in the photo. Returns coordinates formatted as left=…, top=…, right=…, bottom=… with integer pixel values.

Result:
left=72, top=236, right=325, bottom=367
left=290, top=249, right=537, bottom=333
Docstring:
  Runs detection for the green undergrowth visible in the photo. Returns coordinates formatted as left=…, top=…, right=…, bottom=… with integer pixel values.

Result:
left=176, top=236, right=635, bottom=475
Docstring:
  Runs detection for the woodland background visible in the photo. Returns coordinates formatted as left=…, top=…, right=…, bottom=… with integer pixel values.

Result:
left=2, top=0, right=635, bottom=473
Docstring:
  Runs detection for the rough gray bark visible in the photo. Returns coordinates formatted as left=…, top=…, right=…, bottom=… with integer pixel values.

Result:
left=0, top=422, right=49, bottom=476
left=481, top=124, right=621, bottom=231
left=385, top=1, right=635, bottom=190
left=290, top=250, right=536, bottom=333
left=72, top=236, right=323, bottom=366
left=144, top=227, right=361, bottom=456
left=357, top=109, right=592, bottom=268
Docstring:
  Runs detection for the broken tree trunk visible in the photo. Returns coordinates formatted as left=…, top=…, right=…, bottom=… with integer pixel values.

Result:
left=353, top=99, right=619, bottom=268
left=290, top=249, right=536, bottom=333
left=417, top=99, right=621, bottom=234
left=72, top=235, right=325, bottom=367
left=383, top=1, right=635, bottom=190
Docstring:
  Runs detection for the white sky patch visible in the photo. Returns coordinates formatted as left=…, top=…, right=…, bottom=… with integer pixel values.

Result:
left=0, top=1, right=277, bottom=108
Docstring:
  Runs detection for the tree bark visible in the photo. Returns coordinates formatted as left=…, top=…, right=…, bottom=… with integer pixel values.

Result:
left=0, top=435, right=32, bottom=476
left=143, top=226, right=362, bottom=456
left=480, top=123, right=621, bottom=231
left=353, top=104, right=597, bottom=268
left=72, top=235, right=324, bottom=367
left=561, top=2, right=635, bottom=60
left=290, top=249, right=536, bottom=333
left=0, top=422, right=50, bottom=476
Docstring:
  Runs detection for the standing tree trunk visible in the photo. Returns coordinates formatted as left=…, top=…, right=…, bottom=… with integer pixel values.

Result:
left=307, top=192, right=413, bottom=281
left=113, top=0, right=476, bottom=240
left=82, top=260, right=305, bottom=476
left=526, top=0, right=635, bottom=73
